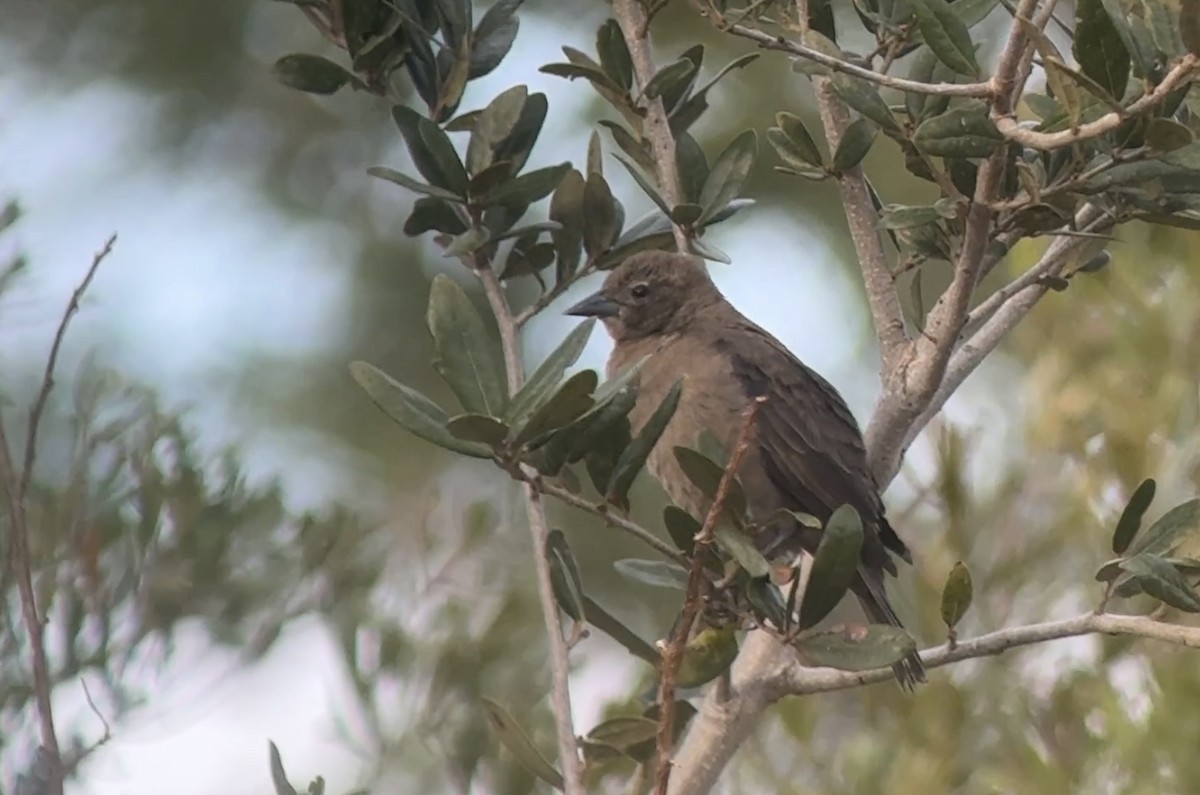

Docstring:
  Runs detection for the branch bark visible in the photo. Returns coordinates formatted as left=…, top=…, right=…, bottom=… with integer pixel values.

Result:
left=476, top=264, right=585, bottom=795
left=612, top=0, right=689, bottom=251
left=0, top=233, right=116, bottom=795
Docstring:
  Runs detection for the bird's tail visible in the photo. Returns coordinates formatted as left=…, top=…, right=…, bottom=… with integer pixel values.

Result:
left=851, top=569, right=926, bottom=691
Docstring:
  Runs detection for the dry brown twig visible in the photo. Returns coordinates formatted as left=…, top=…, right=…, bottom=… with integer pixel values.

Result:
left=653, top=396, right=765, bottom=795
left=0, top=233, right=116, bottom=795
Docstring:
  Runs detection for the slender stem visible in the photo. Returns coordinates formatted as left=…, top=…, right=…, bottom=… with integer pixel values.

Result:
left=0, top=234, right=116, bottom=795
left=654, top=397, right=763, bottom=795
left=780, top=611, right=1200, bottom=694
left=706, top=18, right=994, bottom=98
left=476, top=265, right=585, bottom=795
left=612, top=0, right=689, bottom=251
left=994, top=54, right=1200, bottom=150
left=539, top=480, right=687, bottom=565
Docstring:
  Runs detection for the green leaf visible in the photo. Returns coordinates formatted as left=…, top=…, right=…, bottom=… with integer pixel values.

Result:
left=773, top=112, right=824, bottom=167
left=481, top=698, right=565, bottom=790
left=484, top=162, right=571, bottom=207
left=669, top=53, right=760, bottom=136
left=1097, top=0, right=1162, bottom=78
left=426, top=274, right=508, bottom=416
left=548, top=168, right=586, bottom=283
left=1119, top=553, right=1200, bottom=612
left=507, top=319, right=595, bottom=424
left=614, top=558, right=689, bottom=589
left=470, top=0, right=524, bottom=78
left=671, top=204, right=704, bottom=226
left=697, top=130, right=757, bottom=225
left=348, top=361, right=491, bottom=457
left=1184, top=0, right=1200, bottom=56
left=912, top=101, right=1003, bottom=158
left=446, top=413, right=509, bottom=446
left=831, top=74, right=902, bottom=136
left=1113, top=478, right=1157, bottom=554
left=600, top=120, right=654, bottom=176
left=494, top=92, right=549, bottom=178
left=539, top=61, right=625, bottom=99
left=582, top=596, right=660, bottom=663
left=271, top=54, right=357, bottom=95
left=910, top=0, right=980, bottom=76
left=879, top=204, right=943, bottom=229
left=715, top=527, right=771, bottom=578
left=675, top=132, right=710, bottom=204
left=795, top=625, right=918, bottom=671
left=745, top=575, right=789, bottom=626
left=467, top=84, right=528, bottom=176
left=904, top=48, right=953, bottom=124
left=605, top=379, right=683, bottom=509
left=1127, top=498, right=1200, bottom=557
left=404, top=197, right=469, bottom=236
left=832, top=119, right=877, bottom=173
left=443, top=226, right=491, bottom=257
left=677, top=626, right=739, bottom=688
left=663, top=505, right=700, bottom=555
left=546, top=529, right=586, bottom=621
left=368, top=166, right=463, bottom=201
left=596, top=19, right=634, bottom=90
left=583, top=416, right=631, bottom=492
left=798, top=505, right=864, bottom=629
left=583, top=172, right=621, bottom=256
left=671, top=446, right=748, bottom=521
left=939, top=561, right=973, bottom=630
left=585, top=716, right=659, bottom=751
left=1146, top=118, right=1194, bottom=152
left=613, top=153, right=671, bottom=217
left=512, top=369, right=597, bottom=447
left=391, top=106, right=470, bottom=195
left=1074, top=0, right=1131, bottom=99
left=643, top=57, right=697, bottom=100
left=268, top=741, right=299, bottom=795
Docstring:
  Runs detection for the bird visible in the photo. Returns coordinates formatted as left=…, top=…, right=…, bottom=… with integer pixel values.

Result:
left=565, top=250, right=925, bottom=689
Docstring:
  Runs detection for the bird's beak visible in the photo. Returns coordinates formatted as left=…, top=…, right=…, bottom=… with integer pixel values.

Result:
left=565, top=291, right=621, bottom=318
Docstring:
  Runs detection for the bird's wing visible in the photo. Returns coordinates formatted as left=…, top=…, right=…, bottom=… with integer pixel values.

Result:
left=715, top=318, right=909, bottom=565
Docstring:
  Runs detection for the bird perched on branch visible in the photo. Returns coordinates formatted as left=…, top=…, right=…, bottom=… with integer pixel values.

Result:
left=566, top=250, right=925, bottom=689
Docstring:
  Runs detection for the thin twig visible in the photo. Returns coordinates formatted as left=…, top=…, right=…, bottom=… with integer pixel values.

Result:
left=475, top=261, right=585, bottom=795
left=61, top=678, right=113, bottom=776
left=709, top=21, right=994, bottom=98
left=513, top=263, right=594, bottom=328
left=780, top=611, right=1200, bottom=694
left=0, top=233, right=116, bottom=795
left=539, top=480, right=687, bottom=565
left=612, top=0, right=689, bottom=251
left=994, top=54, right=1200, bottom=150
left=653, top=397, right=764, bottom=795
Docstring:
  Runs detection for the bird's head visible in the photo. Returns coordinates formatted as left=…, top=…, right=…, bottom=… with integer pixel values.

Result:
left=564, top=251, right=722, bottom=342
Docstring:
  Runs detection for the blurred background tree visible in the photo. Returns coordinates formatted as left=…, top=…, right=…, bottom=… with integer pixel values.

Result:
left=3, top=1, right=1200, bottom=794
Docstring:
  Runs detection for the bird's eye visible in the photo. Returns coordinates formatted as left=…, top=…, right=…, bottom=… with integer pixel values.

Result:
left=630, top=283, right=650, bottom=299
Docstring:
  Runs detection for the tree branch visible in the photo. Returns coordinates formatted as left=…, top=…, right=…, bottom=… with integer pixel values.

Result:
left=538, top=480, right=688, bottom=566
left=780, top=611, right=1200, bottom=693
left=706, top=19, right=994, bottom=98
left=0, top=233, right=116, bottom=795
left=612, top=0, right=689, bottom=251
left=811, top=80, right=909, bottom=372
left=994, top=54, right=1200, bottom=150
left=655, top=397, right=763, bottom=795
left=476, top=264, right=585, bottom=795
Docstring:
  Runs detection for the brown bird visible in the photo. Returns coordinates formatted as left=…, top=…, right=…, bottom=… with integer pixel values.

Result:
left=566, top=250, right=925, bottom=688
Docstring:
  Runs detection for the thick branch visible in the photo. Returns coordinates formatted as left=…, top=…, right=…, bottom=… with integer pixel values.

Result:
left=476, top=265, right=585, bottom=795
left=612, top=0, right=689, bottom=251
left=995, top=54, right=1200, bottom=150
left=812, top=80, right=909, bottom=372
left=0, top=234, right=116, bottom=795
